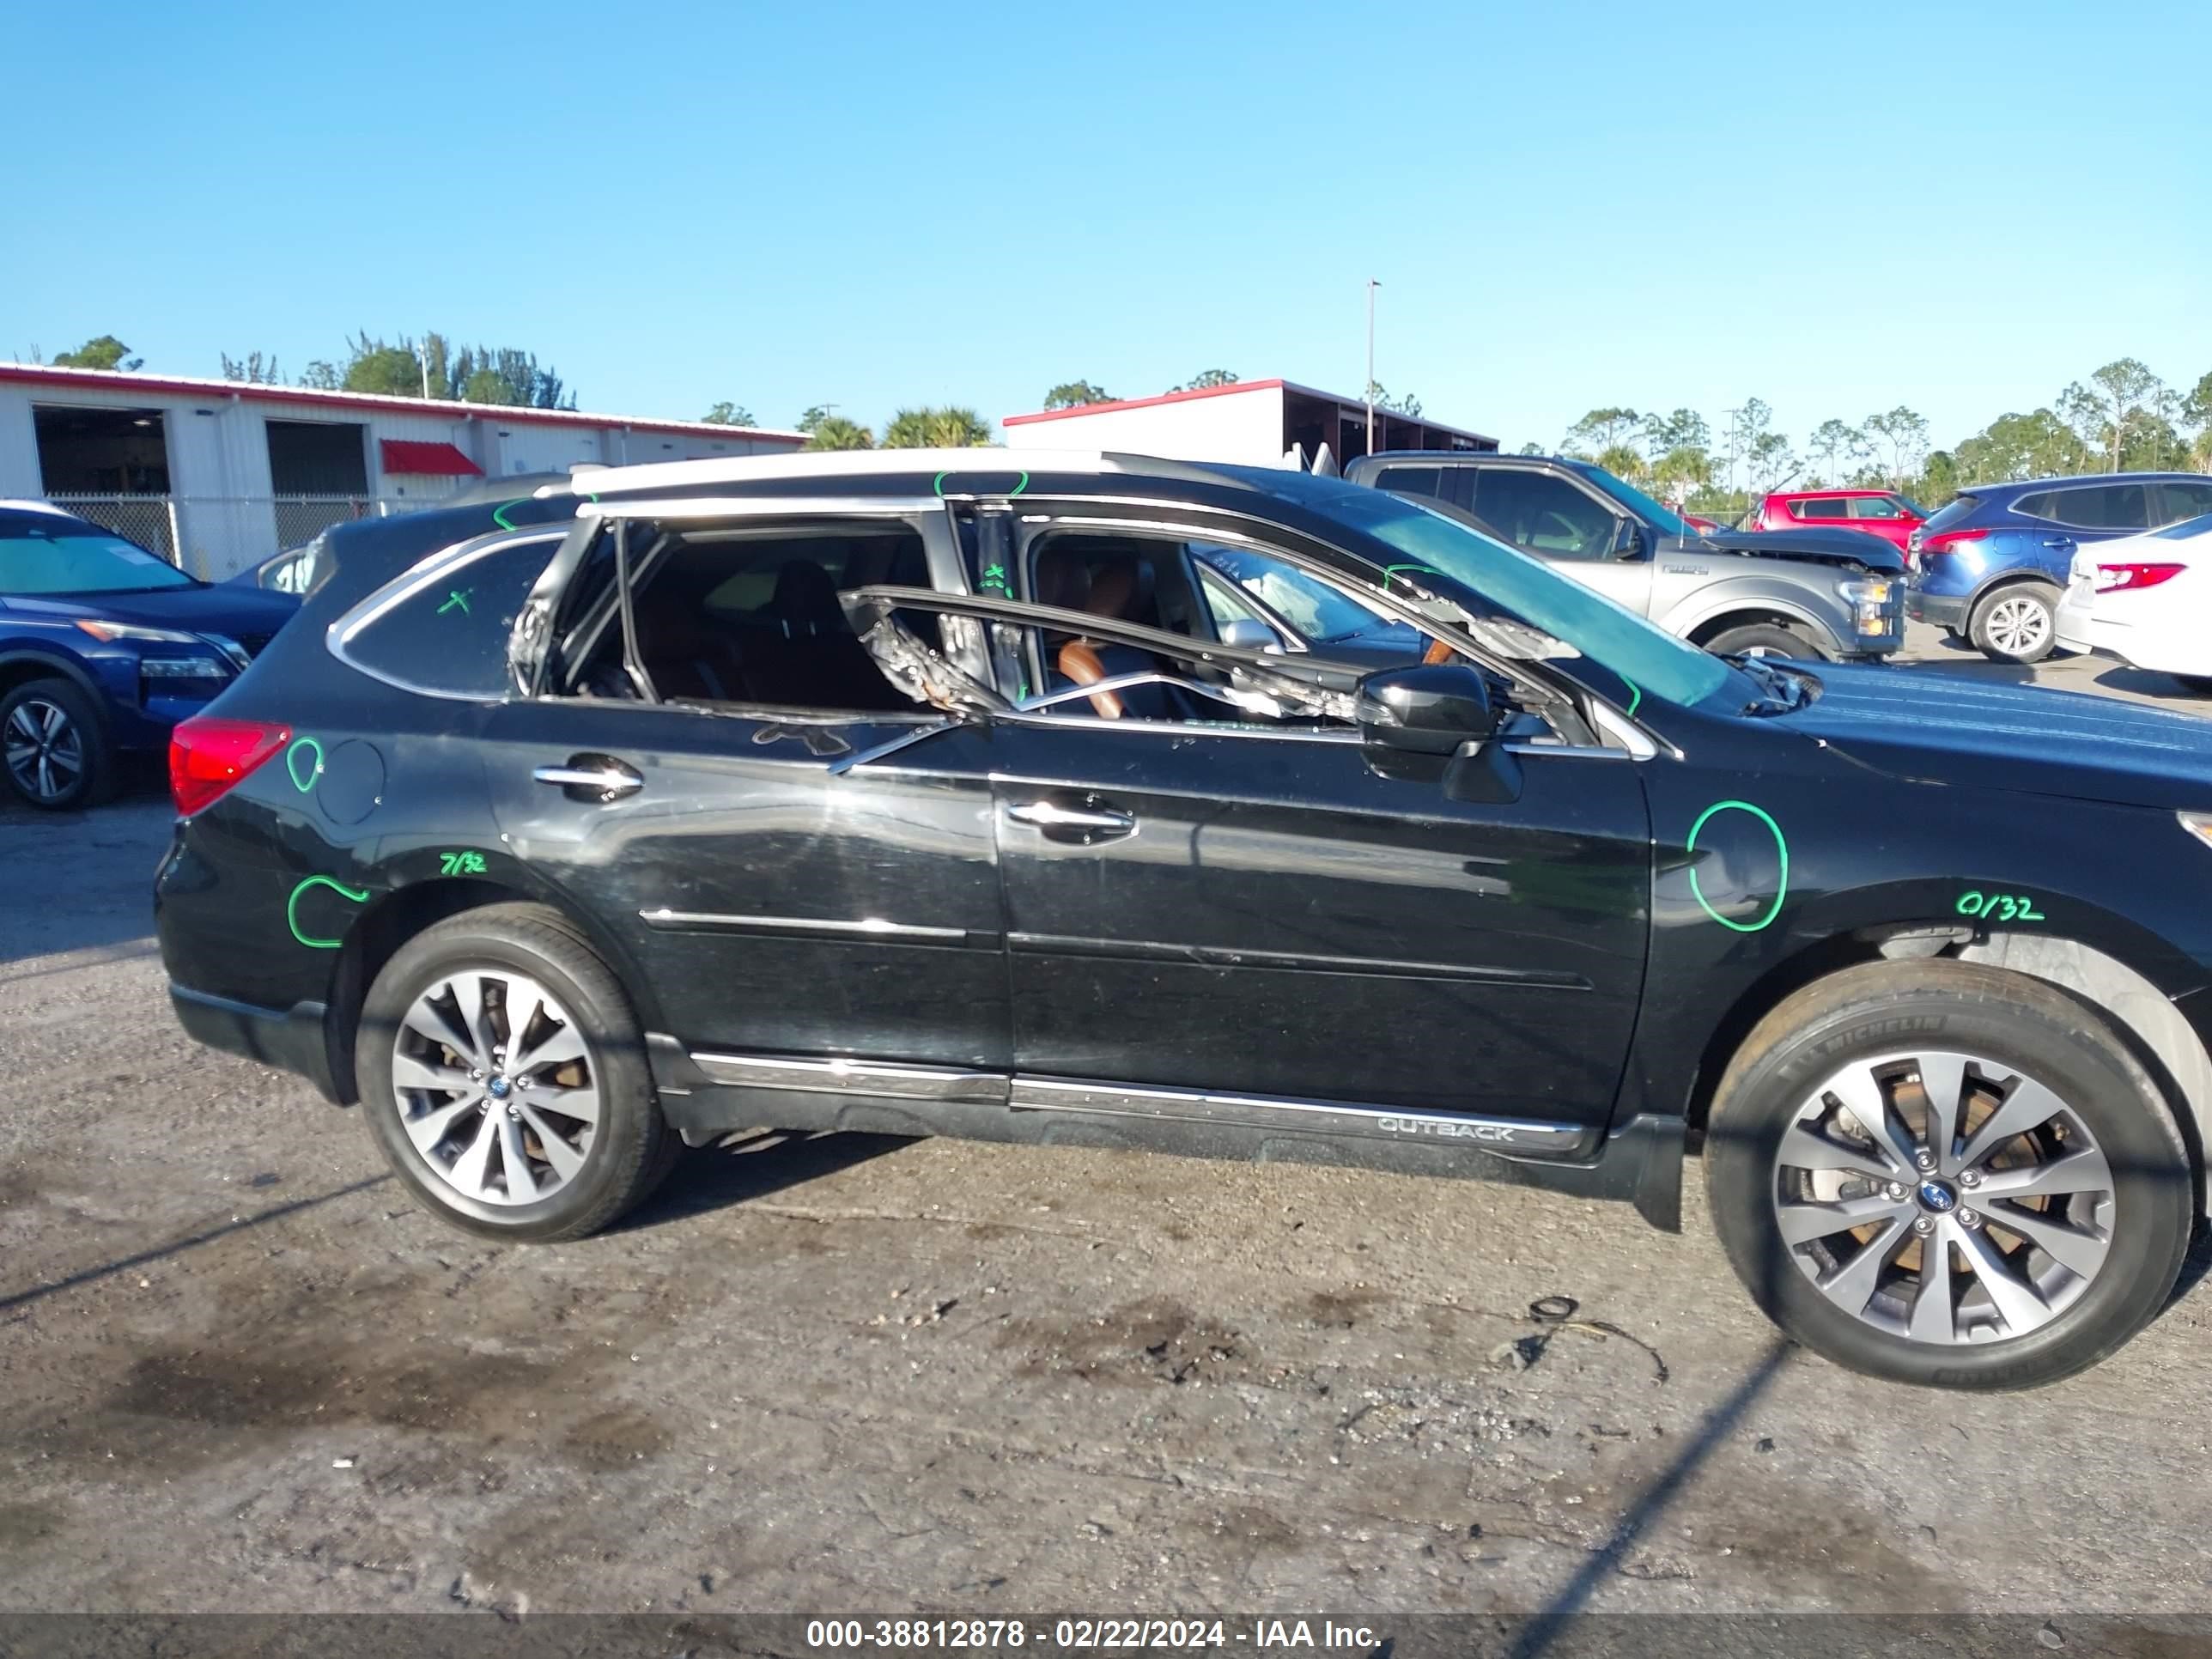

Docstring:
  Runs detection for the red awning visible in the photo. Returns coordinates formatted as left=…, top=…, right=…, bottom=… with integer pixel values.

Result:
left=379, top=439, right=483, bottom=477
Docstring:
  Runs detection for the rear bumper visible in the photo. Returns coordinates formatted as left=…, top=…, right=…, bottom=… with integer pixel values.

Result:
left=1905, top=588, right=1967, bottom=629
left=169, top=983, right=341, bottom=1103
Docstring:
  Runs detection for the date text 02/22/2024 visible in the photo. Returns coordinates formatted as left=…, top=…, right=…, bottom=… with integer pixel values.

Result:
left=802, top=1618, right=1378, bottom=1650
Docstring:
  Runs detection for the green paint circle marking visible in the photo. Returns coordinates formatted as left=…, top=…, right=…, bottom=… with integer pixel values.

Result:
left=1686, top=800, right=1789, bottom=933
left=1622, top=678, right=1642, bottom=718
left=933, top=469, right=1028, bottom=499
left=491, top=500, right=525, bottom=531
left=284, top=736, right=325, bottom=793
left=287, top=875, right=369, bottom=950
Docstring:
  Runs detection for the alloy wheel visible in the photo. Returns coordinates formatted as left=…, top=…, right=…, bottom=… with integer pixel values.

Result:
left=3, top=698, right=85, bottom=804
left=391, top=967, right=601, bottom=1206
left=1985, top=595, right=2051, bottom=657
left=1771, top=1049, right=2114, bottom=1344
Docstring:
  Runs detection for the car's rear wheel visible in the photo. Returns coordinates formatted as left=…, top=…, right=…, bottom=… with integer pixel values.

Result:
left=1706, top=959, right=2191, bottom=1389
left=0, top=677, right=113, bottom=811
left=357, top=902, right=678, bottom=1241
left=1968, top=584, right=2059, bottom=664
left=1704, top=623, right=1820, bottom=660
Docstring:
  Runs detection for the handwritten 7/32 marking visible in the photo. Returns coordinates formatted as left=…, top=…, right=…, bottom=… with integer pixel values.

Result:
left=1957, top=890, right=2045, bottom=922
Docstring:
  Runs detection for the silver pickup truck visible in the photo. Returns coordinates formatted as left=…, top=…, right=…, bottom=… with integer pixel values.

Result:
left=1342, top=452, right=1905, bottom=661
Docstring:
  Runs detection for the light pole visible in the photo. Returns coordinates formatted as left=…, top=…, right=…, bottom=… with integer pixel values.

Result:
left=1364, top=278, right=1381, bottom=455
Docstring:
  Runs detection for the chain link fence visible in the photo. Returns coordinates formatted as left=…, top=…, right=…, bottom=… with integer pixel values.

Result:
left=43, top=495, right=183, bottom=564
left=32, top=494, right=448, bottom=580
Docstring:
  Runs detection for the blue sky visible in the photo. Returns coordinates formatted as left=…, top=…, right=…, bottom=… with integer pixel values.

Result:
left=6, top=1, right=2208, bottom=453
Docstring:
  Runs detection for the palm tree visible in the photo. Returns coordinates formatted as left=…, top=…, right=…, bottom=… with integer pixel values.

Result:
left=803, top=416, right=873, bottom=451
left=882, top=405, right=994, bottom=448
left=1595, top=441, right=1646, bottom=483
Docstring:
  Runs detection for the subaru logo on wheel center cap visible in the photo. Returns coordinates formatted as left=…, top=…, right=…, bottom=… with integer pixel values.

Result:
left=1917, top=1178, right=1956, bottom=1212
left=487, top=1074, right=511, bottom=1098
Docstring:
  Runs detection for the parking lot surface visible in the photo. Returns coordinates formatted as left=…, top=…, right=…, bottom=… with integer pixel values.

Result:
left=4, top=626, right=2211, bottom=1621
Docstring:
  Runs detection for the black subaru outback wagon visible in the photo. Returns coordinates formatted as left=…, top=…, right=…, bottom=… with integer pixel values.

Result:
left=156, top=451, right=2212, bottom=1389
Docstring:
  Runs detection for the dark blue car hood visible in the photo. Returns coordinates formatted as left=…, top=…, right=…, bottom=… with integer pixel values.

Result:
left=1781, top=662, right=2212, bottom=811
left=3, top=584, right=299, bottom=638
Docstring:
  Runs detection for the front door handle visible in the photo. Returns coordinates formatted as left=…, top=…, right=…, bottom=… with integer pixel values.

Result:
left=533, top=755, right=643, bottom=802
left=2042, top=536, right=2075, bottom=550
left=1006, top=798, right=1136, bottom=844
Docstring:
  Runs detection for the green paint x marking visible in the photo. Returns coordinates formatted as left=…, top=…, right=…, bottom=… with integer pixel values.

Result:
left=437, top=588, right=472, bottom=616
left=286, top=875, right=369, bottom=950
left=979, top=562, right=1011, bottom=595
left=1686, top=800, right=1790, bottom=933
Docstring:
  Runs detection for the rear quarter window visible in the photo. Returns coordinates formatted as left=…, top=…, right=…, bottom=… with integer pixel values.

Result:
left=1919, top=493, right=1983, bottom=534
left=334, top=531, right=565, bottom=699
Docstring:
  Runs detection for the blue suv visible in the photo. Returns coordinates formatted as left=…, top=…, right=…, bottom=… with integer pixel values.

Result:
left=1905, top=472, right=2212, bottom=663
left=0, top=504, right=299, bottom=809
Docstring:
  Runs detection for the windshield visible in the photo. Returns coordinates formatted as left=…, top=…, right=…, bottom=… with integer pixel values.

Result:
left=1566, top=461, right=1692, bottom=538
left=0, top=525, right=196, bottom=594
left=1246, top=473, right=1743, bottom=711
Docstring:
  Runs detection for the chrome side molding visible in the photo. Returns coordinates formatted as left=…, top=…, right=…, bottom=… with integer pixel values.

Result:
left=641, top=909, right=974, bottom=944
left=1007, top=1076, right=1590, bottom=1153
left=688, top=1051, right=1006, bottom=1102
left=683, top=1048, right=1591, bottom=1156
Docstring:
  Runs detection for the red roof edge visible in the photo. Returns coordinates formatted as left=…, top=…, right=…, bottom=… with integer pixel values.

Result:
left=0, top=362, right=809, bottom=446
left=1002, top=379, right=1286, bottom=427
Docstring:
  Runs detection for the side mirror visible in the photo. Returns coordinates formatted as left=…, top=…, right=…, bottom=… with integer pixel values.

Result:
left=1611, top=518, right=1644, bottom=559
left=1355, top=663, right=1502, bottom=756
left=1217, top=617, right=1280, bottom=653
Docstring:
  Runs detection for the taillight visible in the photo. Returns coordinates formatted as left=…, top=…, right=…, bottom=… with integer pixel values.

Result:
left=1920, top=527, right=1990, bottom=556
left=2094, top=562, right=2186, bottom=593
left=168, top=715, right=290, bottom=817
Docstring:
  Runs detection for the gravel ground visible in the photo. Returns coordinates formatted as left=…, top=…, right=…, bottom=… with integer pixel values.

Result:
left=3, top=625, right=2210, bottom=1627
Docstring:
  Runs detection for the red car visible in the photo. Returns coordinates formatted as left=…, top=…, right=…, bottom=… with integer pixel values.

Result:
left=1751, top=489, right=1926, bottom=554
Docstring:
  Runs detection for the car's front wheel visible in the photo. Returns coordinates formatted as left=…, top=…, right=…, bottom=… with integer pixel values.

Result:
left=0, top=677, right=114, bottom=810
left=357, top=902, right=679, bottom=1241
left=1968, top=583, right=2059, bottom=664
left=1706, top=959, right=2191, bottom=1389
left=1704, top=623, right=1820, bottom=660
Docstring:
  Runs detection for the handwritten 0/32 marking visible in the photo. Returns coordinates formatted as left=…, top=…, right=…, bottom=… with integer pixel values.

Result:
left=440, top=850, right=488, bottom=877
left=1957, top=890, right=2046, bottom=922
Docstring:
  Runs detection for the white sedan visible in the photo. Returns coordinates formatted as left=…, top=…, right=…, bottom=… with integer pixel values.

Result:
left=2054, top=512, right=2212, bottom=695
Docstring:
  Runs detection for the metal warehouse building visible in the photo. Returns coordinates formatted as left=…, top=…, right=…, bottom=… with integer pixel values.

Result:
left=1001, top=377, right=1496, bottom=468
left=0, top=364, right=805, bottom=579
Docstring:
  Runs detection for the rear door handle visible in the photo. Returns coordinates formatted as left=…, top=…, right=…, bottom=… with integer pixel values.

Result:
left=533, top=755, right=643, bottom=801
left=1006, top=798, right=1137, bottom=844
left=2042, top=536, right=2075, bottom=550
